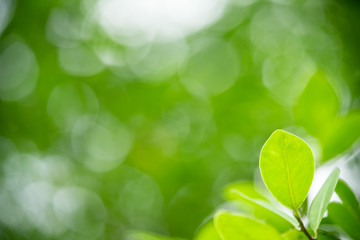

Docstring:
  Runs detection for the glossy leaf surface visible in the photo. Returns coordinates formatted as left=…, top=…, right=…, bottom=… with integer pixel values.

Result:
left=260, top=130, right=315, bottom=210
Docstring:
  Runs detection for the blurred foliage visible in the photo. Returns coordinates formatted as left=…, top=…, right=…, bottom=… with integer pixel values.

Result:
left=0, top=0, right=360, bottom=239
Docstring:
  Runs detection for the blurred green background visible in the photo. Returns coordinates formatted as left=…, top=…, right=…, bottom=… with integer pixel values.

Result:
left=0, top=0, right=360, bottom=239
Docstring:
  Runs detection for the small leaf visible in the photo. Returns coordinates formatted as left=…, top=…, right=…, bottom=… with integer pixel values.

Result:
left=309, top=168, right=340, bottom=233
left=327, top=202, right=360, bottom=239
left=260, top=130, right=315, bottom=210
left=214, top=211, right=283, bottom=240
left=224, top=183, right=298, bottom=231
left=335, top=179, right=360, bottom=217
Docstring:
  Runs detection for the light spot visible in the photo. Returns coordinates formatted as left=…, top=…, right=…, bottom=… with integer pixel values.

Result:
left=53, top=186, right=107, bottom=238
left=47, top=83, right=99, bottom=130
left=93, top=0, right=227, bottom=45
left=126, top=39, right=188, bottom=82
left=0, top=41, right=38, bottom=101
left=179, top=38, right=240, bottom=97
left=0, top=0, right=15, bottom=36
left=71, top=113, right=134, bottom=172
left=58, top=44, right=104, bottom=76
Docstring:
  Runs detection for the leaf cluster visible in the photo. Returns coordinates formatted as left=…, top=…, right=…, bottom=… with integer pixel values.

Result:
left=195, top=130, right=360, bottom=240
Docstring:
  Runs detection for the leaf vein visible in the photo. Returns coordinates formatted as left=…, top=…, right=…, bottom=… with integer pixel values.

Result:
left=280, top=140, right=296, bottom=209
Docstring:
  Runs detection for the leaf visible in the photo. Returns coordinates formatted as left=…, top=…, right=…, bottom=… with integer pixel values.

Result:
left=335, top=179, right=360, bottom=217
left=317, top=233, right=341, bottom=240
left=194, top=220, right=222, bottom=240
left=125, top=231, right=186, bottom=240
left=309, top=168, right=340, bottom=233
left=214, top=211, right=283, bottom=240
left=224, top=183, right=298, bottom=231
left=282, top=229, right=308, bottom=240
left=327, top=202, right=360, bottom=239
left=260, top=129, right=315, bottom=210
left=293, top=70, right=339, bottom=136
left=224, top=182, right=268, bottom=201
left=282, top=229, right=340, bottom=240
left=299, top=198, right=308, bottom=217
left=320, top=111, right=360, bottom=161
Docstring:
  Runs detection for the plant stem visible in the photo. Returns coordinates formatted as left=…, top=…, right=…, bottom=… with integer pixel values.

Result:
left=294, top=210, right=317, bottom=240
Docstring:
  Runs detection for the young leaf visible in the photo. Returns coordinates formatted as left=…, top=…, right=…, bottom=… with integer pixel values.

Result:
left=260, top=130, right=315, bottom=210
left=335, top=179, right=360, bottom=216
left=327, top=202, right=360, bottom=239
left=309, top=168, right=340, bottom=233
left=224, top=184, right=299, bottom=231
left=214, top=211, right=283, bottom=240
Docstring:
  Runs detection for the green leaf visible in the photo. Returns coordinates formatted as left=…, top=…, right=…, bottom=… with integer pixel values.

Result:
left=260, top=129, right=315, bottom=210
left=125, top=231, right=185, bottom=240
left=224, top=183, right=298, bottom=231
left=224, top=182, right=268, bottom=201
left=293, top=70, right=339, bottom=136
left=317, top=233, right=341, bottom=240
left=214, top=211, right=283, bottom=240
left=282, top=229, right=308, bottom=240
left=327, top=202, right=360, bottom=239
left=320, top=111, right=360, bottom=161
left=282, top=229, right=340, bottom=240
left=194, top=220, right=222, bottom=240
left=309, top=168, right=340, bottom=233
left=335, top=179, right=360, bottom=216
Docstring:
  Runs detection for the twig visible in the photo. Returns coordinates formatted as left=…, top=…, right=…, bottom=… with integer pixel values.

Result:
left=294, top=210, right=317, bottom=240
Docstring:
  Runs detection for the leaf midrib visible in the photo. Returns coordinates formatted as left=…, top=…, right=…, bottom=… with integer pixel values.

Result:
left=280, top=140, right=296, bottom=209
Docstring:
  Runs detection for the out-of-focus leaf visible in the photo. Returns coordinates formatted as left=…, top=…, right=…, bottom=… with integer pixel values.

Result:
left=317, top=233, right=340, bottom=240
left=309, top=168, right=340, bottom=233
left=320, top=111, right=360, bottom=161
left=214, top=211, right=283, bottom=240
left=194, top=220, right=221, bottom=240
left=327, top=202, right=360, bottom=239
left=224, top=183, right=298, bottom=232
left=282, top=229, right=308, bottom=240
left=166, top=183, right=214, bottom=238
left=293, top=71, right=339, bottom=136
left=125, top=231, right=186, bottom=240
left=224, top=182, right=268, bottom=201
left=260, top=130, right=315, bottom=210
left=282, top=229, right=340, bottom=240
left=335, top=179, right=360, bottom=217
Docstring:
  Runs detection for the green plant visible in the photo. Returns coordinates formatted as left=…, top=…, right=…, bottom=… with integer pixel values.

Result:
left=194, top=129, right=360, bottom=240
